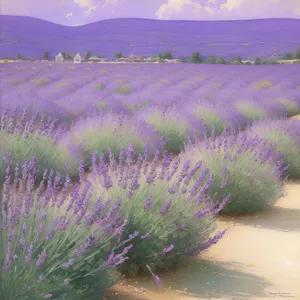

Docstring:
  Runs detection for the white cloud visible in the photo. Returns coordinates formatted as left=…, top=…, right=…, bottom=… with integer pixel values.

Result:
left=156, top=0, right=215, bottom=20
left=73, top=0, right=98, bottom=15
left=220, top=0, right=300, bottom=18
left=206, top=0, right=216, bottom=4
left=65, top=12, right=73, bottom=17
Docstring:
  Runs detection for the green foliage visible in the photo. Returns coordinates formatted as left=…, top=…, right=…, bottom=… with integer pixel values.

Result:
left=254, top=57, right=261, bottom=65
left=0, top=131, right=79, bottom=185
left=85, top=51, right=93, bottom=61
left=247, top=120, right=300, bottom=178
left=234, top=102, right=266, bottom=122
left=95, top=83, right=105, bottom=90
left=292, top=50, right=300, bottom=59
left=0, top=164, right=128, bottom=299
left=207, top=56, right=216, bottom=64
left=284, top=52, right=293, bottom=60
left=43, top=51, right=49, bottom=60
left=17, top=53, right=24, bottom=60
left=158, top=52, right=173, bottom=60
left=115, top=85, right=131, bottom=95
left=90, top=152, right=222, bottom=275
left=140, top=107, right=191, bottom=153
left=65, top=114, right=152, bottom=166
left=34, top=78, right=49, bottom=85
left=189, top=52, right=204, bottom=63
left=189, top=105, right=226, bottom=137
left=275, top=97, right=300, bottom=116
left=235, top=56, right=243, bottom=64
left=216, top=57, right=225, bottom=64
left=115, top=52, right=123, bottom=59
left=182, top=134, right=284, bottom=214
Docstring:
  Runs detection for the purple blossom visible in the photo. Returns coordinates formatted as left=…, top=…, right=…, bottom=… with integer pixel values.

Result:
left=36, top=249, right=47, bottom=269
left=144, top=196, right=153, bottom=210
left=160, top=199, right=172, bottom=216
left=163, top=244, right=174, bottom=253
left=24, top=244, right=33, bottom=265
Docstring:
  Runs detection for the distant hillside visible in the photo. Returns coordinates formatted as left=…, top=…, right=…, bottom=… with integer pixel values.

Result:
left=0, top=15, right=300, bottom=60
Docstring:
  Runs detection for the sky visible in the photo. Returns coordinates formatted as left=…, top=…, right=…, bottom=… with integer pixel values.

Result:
left=2, top=0, right=300, bottom=26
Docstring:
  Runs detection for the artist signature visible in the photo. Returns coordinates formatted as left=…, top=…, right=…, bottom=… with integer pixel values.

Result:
left=268, top=292, right=295, bottom=298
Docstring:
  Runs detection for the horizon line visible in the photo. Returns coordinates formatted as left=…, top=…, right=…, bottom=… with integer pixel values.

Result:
left=1, top=14, right=300, bottom=28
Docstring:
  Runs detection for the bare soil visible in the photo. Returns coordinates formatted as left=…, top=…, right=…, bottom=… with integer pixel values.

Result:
left=104, top=180, right=300, bottom=300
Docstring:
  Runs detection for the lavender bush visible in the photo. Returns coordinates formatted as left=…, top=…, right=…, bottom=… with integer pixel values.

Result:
left=182, top=128, right=286, bottom=214
left=0, top=107, right=80, bottom=185
left=63, top=112, right=163, bottom=167
left=88, top=145, right=229, bottom=275
left=138, top=106, right=206, bottom=153
left=247, top=118, right=300, bottom=178
left=0, top=152, right=136, bottom=299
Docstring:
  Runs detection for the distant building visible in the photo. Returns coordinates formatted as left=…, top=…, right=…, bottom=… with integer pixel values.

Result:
left=164, top=58, right=183, bottom=63
left=55, top=53, right=64, bottom=63
left=88, top=56, right=102, bottom=63
left=73, top=53, right=81, bottom=63
left=241, top=59, right=254, bottom=65
left=268, top=53, right=280, bottom=61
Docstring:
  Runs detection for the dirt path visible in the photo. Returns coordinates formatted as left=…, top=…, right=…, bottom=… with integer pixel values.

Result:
left=105, top=180, right=300, bottom=300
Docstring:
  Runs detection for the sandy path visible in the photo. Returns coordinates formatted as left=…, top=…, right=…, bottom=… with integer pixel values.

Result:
left=105, top=180, right=300, bottom=300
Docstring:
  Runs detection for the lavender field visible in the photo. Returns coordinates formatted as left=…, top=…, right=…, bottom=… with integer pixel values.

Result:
left=1, top=61, right=300, bottom=300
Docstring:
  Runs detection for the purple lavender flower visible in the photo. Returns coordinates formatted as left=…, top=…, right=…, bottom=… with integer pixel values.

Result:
left=160, top=200, right=172, bottom=216
left=36, top=249, right=47, bottom=269
left=144, top=196, right=153, bottom=210
left=163, top=244, right=174, bottom=253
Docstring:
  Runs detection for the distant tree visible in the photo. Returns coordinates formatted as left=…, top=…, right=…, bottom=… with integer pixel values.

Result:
left=254, top=57, right=261, bottom=65
left=96, top=54, right=101, bottom=58
left=85, top=51, right=93, bottom=61
left=284, top=52, right=293, bottom=60
left=207, top=56, right=216, bottom=64
left=216, top=56, right=225, bottom=64
left=293, top=50, right=300, bottom=59
left=4, top=56, right=8, bottom=59
left=43, top=51, right=49, bottom=60
left=158, top=52, right=173, bottom=60
left=61, top=52, right=66, bottom=60
left=65, top=53, right=73, bottom=60
left=236, top=56, right=243, bottom=64
left=115, top=52, right=123, bottom=59
left=17, top=53, right=23, bottom=60
left=189, top=52, right=204, bottom=63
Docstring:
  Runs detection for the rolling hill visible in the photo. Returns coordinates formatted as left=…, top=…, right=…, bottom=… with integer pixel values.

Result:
left=0, top=15, right=300, bottom=60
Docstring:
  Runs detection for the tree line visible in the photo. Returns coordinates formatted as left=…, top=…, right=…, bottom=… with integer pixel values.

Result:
left=3, top=49, right=300, bottom=64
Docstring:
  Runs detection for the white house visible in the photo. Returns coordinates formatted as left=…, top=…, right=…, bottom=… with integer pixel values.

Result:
left=55, top=53, right=64, bottom=63
left=73, top=53, right=81, bottom=63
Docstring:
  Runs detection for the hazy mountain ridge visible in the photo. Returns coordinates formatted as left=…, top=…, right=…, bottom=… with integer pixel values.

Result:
left=1, top=15, right=300, bottom=59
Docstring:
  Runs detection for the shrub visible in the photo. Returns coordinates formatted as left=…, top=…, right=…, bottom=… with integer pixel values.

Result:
left=0, top=153, right=135, bottom=299
left=0, top=107, right=80, bottom=186
left=275, top=97, right=300, bottom=116
left=186, top=102, right=227, bottom=136
left=138, top=106, right=205, bottom=153
left=88, top=147, right=229, bottom=276
left=247, top=118, right=300, bottom=178
left=234, top=101, right=267, bottom=122
left=63, top=112, right=163, bottom=167
left=182, top=130, right=286, bottom=214
left=115, top=85, right=131, bottom=95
